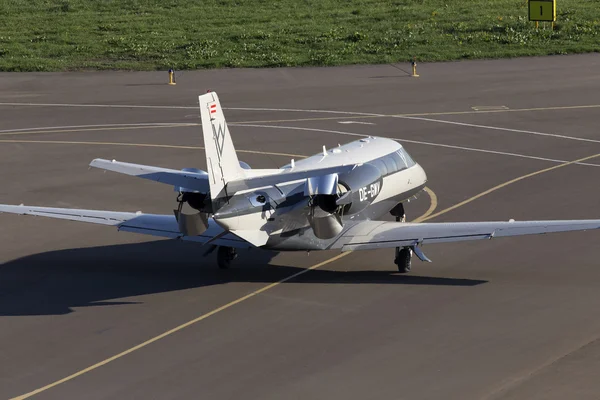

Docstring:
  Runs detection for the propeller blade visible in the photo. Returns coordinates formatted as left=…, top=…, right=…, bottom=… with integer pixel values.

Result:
left=304, top=173, right=339, bottom=196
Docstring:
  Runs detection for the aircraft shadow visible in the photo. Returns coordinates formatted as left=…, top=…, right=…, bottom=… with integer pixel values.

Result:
left=0, top=240, right=486, bottom=316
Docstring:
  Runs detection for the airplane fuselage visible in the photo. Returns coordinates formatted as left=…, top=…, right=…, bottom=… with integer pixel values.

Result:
left=214, top=137, right=428, bottom=250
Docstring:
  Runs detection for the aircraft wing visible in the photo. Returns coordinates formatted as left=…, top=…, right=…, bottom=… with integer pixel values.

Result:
left=90, top=159, right=210, bottom=192
left=334, top=220, right=600, bottom=251
left=0, top=204, right=250, bottom=248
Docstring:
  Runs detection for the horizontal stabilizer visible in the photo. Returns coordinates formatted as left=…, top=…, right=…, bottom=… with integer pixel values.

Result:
left=90, top=159, right=210, bottom=193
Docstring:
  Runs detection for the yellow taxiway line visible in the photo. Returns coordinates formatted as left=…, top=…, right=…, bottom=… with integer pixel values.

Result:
left=11, top=189, right=439, bottom=400
left=10, top=151, right=600, bottom=399
left=415, top=187, right=438, bottom=223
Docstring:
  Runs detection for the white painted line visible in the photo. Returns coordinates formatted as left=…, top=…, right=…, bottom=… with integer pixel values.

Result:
left=398, top=115, right=600, bottom=145
left=471, top=106, right=509, bottom=111
left=0, top=123, right=197, bottom=134
left=230, top=123, right=600, bottom=168
left=2, top=102, right=596, bottom=148
left=225, top=107, right=376, bottom=116
left=338, top=121, right=375, bottom=125
left=0, top=102, right=375, bottom=116
left=0, top=102, right=196, bottom=109
left=234, top=106, right=600, bottom=147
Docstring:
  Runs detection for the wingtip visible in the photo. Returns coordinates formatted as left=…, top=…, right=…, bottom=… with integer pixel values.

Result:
left=89, top=158, right=111, bottom=168
left=0, top=203, right=27, bottom=215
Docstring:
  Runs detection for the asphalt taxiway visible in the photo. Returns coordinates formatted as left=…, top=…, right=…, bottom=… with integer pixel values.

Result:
left=1, top=54, right=600, bottom=399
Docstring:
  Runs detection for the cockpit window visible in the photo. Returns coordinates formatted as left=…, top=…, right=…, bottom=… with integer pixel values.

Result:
left=371, top=159, right=388, bottom=176
left=383, top=154, right=398, bottom=172
left=391, top=151, right=406, bottom=170
left=370, top=147, right=417, bottom=176
left=397, top=147, right=416, bottom=168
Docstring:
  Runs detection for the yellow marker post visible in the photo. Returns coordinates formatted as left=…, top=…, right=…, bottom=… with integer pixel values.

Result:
left=529, top=0, right=556, bottom=28
left=411, top=57, right=419, bottom=78
left=168, top=68, right=176, bottom=85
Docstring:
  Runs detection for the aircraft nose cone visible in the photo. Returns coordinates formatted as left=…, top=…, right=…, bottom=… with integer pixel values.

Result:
left=415, top=163, right=427, bottom=185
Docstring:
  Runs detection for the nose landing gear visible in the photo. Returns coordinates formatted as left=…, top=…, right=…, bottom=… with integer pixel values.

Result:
left=216, top=246, right=237, bottom=269
left=390, top=202, right=406, bottom=223
left=391, top=202, right=411, bottom=273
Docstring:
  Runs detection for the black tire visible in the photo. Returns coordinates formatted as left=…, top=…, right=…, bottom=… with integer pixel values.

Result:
left=217, top=246, right=236, bottom=269
left=395, top=248, right=412, bottom=273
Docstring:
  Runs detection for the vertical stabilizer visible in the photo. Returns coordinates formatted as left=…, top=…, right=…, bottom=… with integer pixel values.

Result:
left=199, top=92, right=244, bottom=203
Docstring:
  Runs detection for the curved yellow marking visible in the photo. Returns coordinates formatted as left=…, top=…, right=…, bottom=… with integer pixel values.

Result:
left=0, top=139, right=304, bottom=159
left=414, top=186, right=438, bottom=223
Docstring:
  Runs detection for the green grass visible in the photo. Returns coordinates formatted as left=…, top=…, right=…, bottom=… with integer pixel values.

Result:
left=0, top=0, right=599, bottom=71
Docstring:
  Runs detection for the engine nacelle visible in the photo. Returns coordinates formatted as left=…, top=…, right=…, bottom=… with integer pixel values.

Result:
left=304, top=166, right=382, bottom=239
left=181, top=191, right=212, bottom=213
left=303, top=173, right=345, bottom=239
left=173, top=168, right=213, bottom=214
left=337, top=163, right=383, bottom=215
left=308, top=212, right=344, bottom=239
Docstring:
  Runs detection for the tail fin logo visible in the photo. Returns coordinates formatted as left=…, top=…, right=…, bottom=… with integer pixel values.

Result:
left=207, top=101, right=226, bottom=161
left=211, top=122, right=226, bottom=161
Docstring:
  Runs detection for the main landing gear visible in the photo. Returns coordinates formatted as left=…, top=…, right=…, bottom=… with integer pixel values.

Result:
left=395, top=247, right=412, bottom=273
left=216, top=246, right=237, bottom=269
left=390, top=202, right=432, bottom=273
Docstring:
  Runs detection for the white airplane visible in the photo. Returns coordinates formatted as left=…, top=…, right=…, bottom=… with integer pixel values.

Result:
left=2, top=92, right=600, bottom=271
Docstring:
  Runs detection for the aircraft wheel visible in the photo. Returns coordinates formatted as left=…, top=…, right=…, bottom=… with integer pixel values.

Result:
left=395, top=247, right=412, bottom=273
left=217, top=246, right=237, bottom=269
